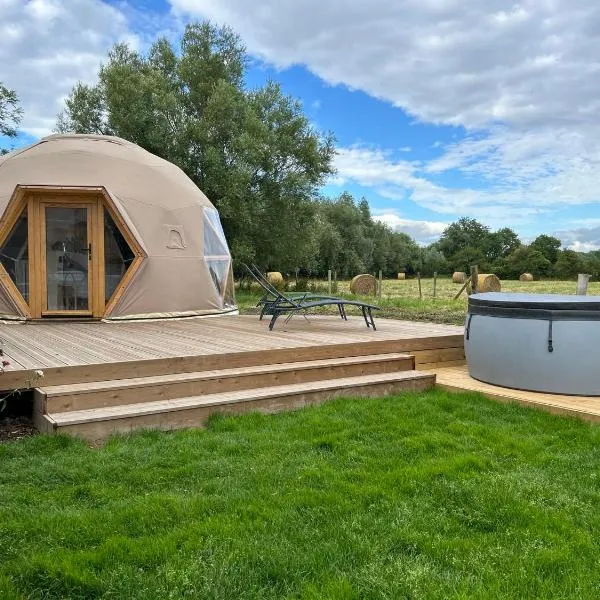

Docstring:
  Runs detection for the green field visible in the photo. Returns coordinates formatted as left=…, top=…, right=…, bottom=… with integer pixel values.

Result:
left=236, top=277, right=599, bottom=325
left=1, top=390, right=600, bottom=599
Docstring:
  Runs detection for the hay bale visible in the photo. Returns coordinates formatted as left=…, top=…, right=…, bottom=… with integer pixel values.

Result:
left=266, top=271, right=284, bottom=289
left=476, top=273, right=501, bottom=293
left=452, top=271, right=467, bottom=284
left=519, top=273, right=534, bottom=282
left=397, top=272, right=406, bottom=280
left=350, top=274, right=377, bottom=296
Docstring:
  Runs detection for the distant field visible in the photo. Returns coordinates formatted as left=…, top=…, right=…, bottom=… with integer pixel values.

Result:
left=359, top=277, right=600, bottom=298
left=236, top=278, right=600, bottom=325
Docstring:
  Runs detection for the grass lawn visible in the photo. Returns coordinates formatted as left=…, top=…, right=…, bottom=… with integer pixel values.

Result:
left=236, top=278, right=600, bottom=325
left=2, top=389, right=600, bottom=599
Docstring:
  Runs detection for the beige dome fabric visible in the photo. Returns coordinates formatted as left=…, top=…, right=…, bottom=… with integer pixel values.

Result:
left=0, top=134, right=236, bottom=319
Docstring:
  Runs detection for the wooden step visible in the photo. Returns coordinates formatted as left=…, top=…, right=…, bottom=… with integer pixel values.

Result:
left=38, top=353, right=415, bottom=413
left=41, top=370, right=436, bottom=442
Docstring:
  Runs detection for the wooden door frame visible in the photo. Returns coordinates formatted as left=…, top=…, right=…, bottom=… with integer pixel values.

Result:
left=0, top=185, right=146, bottom=319
left=38, top=199, right=98, bottom=317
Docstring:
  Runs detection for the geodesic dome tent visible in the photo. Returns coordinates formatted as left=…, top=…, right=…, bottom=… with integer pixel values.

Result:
left=0, top=134, right=236, bottom=320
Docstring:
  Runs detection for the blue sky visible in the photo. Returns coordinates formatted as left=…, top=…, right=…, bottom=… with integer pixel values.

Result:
left=4, top=0, right=600, bottom=249
left=245, top=63, right=464, bottom=230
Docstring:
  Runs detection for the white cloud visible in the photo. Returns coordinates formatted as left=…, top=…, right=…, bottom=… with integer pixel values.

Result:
left=569, top=240, right=599, bottom=252
left=168, top=0, right=600, bottom=130
left=554, top=223, right=600, bottom=252
left=333, top=145, right=546, bottom=225
left=425, top=126, right=600, bottom=208
left=0, top=0, right=138, bottom=136
left=372, top=211, right=447, bottom=245
left=334, top=146, right=421, bottom=192
left=170, top=0, right=600, bottom=228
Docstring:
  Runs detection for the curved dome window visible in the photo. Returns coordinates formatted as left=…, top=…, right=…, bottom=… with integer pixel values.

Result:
left=0, top=209, right=28, bottom=303
left=203, top=208, right=233, bottom=306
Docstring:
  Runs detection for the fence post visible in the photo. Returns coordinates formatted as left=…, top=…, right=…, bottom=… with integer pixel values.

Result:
left=470, top=265, right=479, bottom=294
left=328, top=269, right=332, bottom=295
left=453, top=276, right=471, bottom=300
left=334, top=270, right=337, bottom=293
left=417, top=271, right=422, bottom=299
left=433, top=271, right=437, bottom=298
left=378, top=270, right=382, bottom=300
left=576, top=273, right=591, bottom=295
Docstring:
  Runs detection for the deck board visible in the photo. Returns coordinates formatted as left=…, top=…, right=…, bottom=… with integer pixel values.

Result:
left=433, top=364, right=600, bottom=422
left=0, top=315, right=463, bottom=384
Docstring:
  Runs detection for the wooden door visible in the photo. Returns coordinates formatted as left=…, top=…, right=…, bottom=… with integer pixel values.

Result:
left=28, top=196, right=105, bottom=318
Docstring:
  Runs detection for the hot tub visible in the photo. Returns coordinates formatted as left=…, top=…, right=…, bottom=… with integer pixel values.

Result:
left=465, top=292, right=600, bottom=396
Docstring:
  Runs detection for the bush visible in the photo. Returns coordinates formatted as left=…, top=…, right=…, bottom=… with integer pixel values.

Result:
left=294, top=277, right=309, bottom=292
left=309, top=280, right=329, bottom=294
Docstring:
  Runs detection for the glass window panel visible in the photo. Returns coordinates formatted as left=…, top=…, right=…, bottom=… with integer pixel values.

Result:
left=104, top=208, right=135, bottom=303
left=204, top=215, right=229, bottom=257
left=0, top=209, right=28, bottom=302
left=46, top=207, right=89, bottom=311
left=223, top=264, right=236, bottom=308
left=204, top=208, right=227, bottom=244
left=206, top=258, right=230, bottom=296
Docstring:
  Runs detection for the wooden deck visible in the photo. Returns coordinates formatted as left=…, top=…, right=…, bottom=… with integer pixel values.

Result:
left=3, top=313, right=599, bottom=436
left=0, top=314, right=460, bottom=441
left=0, top=315, right=464, bottom=389
left=434, top=365, right=600, bottom=423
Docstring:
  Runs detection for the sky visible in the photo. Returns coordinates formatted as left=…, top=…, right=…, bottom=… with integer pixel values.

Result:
left=2, top=0, right=600, bottom=249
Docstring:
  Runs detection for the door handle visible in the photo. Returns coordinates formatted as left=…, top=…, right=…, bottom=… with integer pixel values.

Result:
left=81, top=243, right=92, bottom=260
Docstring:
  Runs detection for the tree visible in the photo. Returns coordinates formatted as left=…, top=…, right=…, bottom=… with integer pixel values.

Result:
left=581, top=251, right=600, bottom=279
left=418, top=245, right=449, bottom=277
left=55, top=82, right=109, bottom=136
left=313, top=192, right=420, bottom=277
left=316, top=193, right=372, bottom=276
left=56, top=22, right=335, bottom=271
left=438, top=218, right=490, bottom=258
left=530, top=234, right=561, bottom=265
left=437, top=217, right=493, bottom=270
left=449, top=247, right=488, bottom=272
left=370, top=221, right=391, bottom=273
left=388, top=231, right=420, bottom=276
left=486, top=228, right=521, bottom=264
left=0, top=82, right=22, bottom=154
left=501, top=246, right=551, bottom=278
left=553, top=249, right=583, bottom=279
left=315, top=214, right=344, bottom=273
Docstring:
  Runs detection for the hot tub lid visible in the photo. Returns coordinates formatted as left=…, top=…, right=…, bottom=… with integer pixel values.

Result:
left=468, top=292, right=600, bottom=318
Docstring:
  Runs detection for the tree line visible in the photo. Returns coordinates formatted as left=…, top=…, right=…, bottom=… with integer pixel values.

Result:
left=1, top=21, right=598, bottom=280
left=431, top=217, right=600, bottom=280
